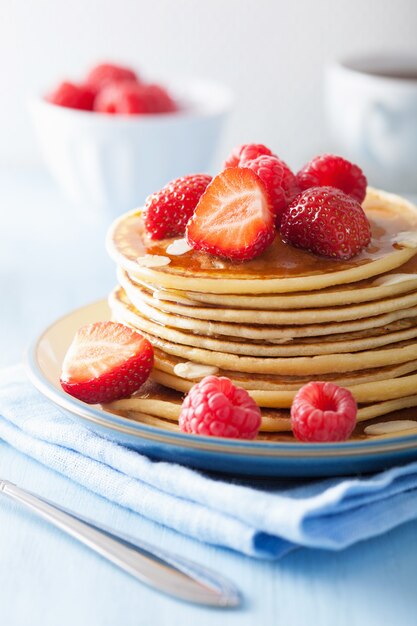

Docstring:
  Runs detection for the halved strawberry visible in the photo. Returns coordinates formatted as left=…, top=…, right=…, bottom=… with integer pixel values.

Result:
left=186, top=167, right=275, bottom=261
left=60, top=321, right=154, bottom=404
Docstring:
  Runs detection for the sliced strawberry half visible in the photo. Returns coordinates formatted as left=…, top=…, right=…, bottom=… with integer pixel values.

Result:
left=186, top=167, right=275, bottom=261
left=60, top=321, right=154, bottom=404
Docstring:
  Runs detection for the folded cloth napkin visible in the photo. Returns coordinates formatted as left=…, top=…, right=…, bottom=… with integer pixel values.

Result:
left=1, top=365, right=417, bottom=559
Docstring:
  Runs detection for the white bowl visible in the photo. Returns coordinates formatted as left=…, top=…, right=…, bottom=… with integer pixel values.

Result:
left=30, top=79, right=233, bottom=216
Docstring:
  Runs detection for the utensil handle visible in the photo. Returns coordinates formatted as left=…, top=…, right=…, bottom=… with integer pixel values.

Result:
left=0, top=479, right=239, bottom=608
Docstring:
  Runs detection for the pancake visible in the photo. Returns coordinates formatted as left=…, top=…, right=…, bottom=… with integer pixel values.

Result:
left=110, top=289, right=417, bottom=356
left=104, top=378, right=417, bottom=433
left=106, top=188, right=417, bottom=295
left=150, top=363, right=417, bottom=402
left=129, top=257, right=417, bottom=309
left=114, top=408, right=417, bottom=440
left=107, top=399, right=417, bottom=433
left=119, top=267, right=417, bottom=325
left=110, top=285, right=417, bottom=340
left=105, top=186, right=417, bottom=444
left=110, top=305, right=417, bottom=376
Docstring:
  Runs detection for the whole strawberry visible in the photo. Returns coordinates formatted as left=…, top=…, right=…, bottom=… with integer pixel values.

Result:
left=95, top=82, right=177, bottom=115
left=280, top=186, right=371, bottom=260
left=143, top=84, right=177, bottom=113
left=296, top=154, right=367, bottom=203
left=86, top=62, right=140, bottom=91
left=94, top=82, right=150, bottom=114
left=244, top=155, right=300, bottom=226
left=46, top=81, right=96, bottom=111
left=143, top=174, right=212, bottom=240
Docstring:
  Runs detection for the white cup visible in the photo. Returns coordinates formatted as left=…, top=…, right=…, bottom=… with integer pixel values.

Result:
left=325, top=55, right=417, bottom=193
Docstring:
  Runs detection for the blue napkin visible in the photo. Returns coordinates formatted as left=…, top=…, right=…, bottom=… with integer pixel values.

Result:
left=1, top=364, right=417, bottom=559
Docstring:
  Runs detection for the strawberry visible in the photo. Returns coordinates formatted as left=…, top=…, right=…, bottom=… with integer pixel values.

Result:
left=94, top=82, right=177, bottom=115
left=296, top=154, right=367, bottom=203
left=280, top=186, right=371, bottom=260
left=94, top=82, right=150, bottom=115
left=186, top=167, right=275, bottom=261
left=46, top=81, right=96, bottom=111
left=244, top=155, right=300, bottom=226
left=86, top=63, right=139, bottom=91
left=224, top=143, right=274, bottom=169
left=143, top=84, right=177, bottom=113
left=60, top=322, right=154, bottom=404
left=143, top=174, right=212, bottom=239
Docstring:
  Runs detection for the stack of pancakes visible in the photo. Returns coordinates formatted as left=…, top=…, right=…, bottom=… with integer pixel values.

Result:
left=105, top=188, right=417, bottom=440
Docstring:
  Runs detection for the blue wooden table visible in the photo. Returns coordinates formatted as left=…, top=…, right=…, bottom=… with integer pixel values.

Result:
left=1, top=169, right=416, bottom=626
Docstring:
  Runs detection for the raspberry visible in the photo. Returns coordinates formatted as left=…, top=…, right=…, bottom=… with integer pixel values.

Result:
left=223, top=145, right=246, bottom=168
left=296, top=154, right=367, bottom=203
left=143, top=174, right=212, bottom=239
left=280, top=186, right=371, bottom=260
left=239, top=144, right=275, bottom=165
left=224, top=143, right=274, bottom=169
left=179, top=376, right=261, bottom=439
left=245, top=155, right=300, bottom=226
left=86, top=63, right=139, bottom=90
left=291, top=381, right=357, bottom=442
left=46, top=81, right=96, bottom=111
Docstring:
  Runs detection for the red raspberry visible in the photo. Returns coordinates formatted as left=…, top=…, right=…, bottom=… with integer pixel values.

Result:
left=179, top=376, right=261, bottom=439
left=239, top=144, right=275, bottom=165
left=223, top=145, right=246, bottom=168
left=280, top=186, right=371, bottom=260
left=224, top=143, right=274, bottom=168
left=245, top=155, right=300, bottom=226
left=86, top=63, right=139, bottom=91
left=143, top=174, right=212, bottom=239
left=291, top=381, right=357, bottom=442
left=296, top=154, right=367, bottom=203
left=46, top=81, right=96, bottom=111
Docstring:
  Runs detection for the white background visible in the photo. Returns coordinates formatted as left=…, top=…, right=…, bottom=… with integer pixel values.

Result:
left=2, top=0, right=417, bottom=170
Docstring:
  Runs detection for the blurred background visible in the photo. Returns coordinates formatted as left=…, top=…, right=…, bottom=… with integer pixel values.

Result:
left=3, top=0, right=417, bottom=170
left=2, top=0, right=417, bottom=367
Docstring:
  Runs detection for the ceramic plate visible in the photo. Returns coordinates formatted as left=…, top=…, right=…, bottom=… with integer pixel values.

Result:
left=26, top=300, right=417, bottom=477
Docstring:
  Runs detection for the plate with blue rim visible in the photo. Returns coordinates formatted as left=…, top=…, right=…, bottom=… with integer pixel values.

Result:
left=26, top=299, right=417, bottom=477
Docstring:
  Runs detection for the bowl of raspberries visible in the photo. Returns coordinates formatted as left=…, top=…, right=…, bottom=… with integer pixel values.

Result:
left=31, top=62, right=232, bottom=215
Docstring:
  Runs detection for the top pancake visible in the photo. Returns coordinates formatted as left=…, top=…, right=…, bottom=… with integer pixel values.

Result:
left=107, top=188, right=417, bottom=295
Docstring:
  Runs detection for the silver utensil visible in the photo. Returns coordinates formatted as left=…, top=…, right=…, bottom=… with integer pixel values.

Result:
left=0, top=479, right=240, bottom=608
